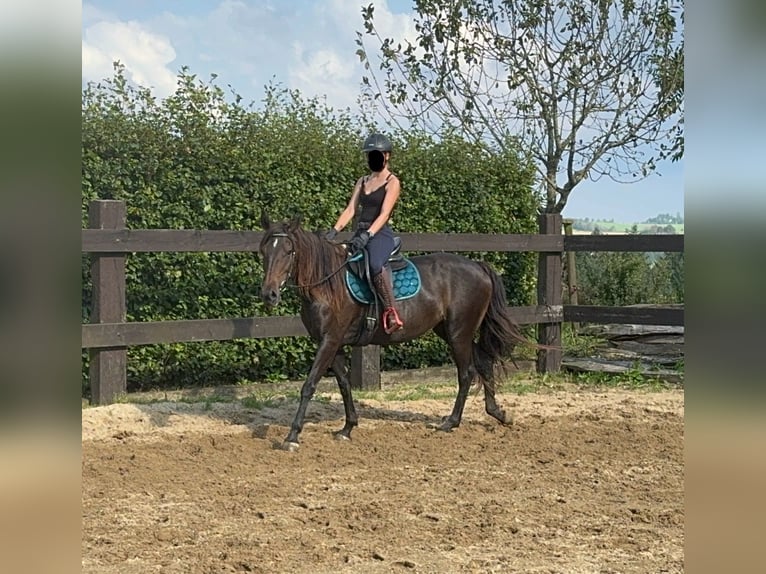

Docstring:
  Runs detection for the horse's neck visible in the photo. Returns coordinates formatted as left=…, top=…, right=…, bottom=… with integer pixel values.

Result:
left=293, top=238, right=345, bottom=292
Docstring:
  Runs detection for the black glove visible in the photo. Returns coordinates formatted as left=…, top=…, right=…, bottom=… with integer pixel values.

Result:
left=350, top=231, right=371, bottom=252
left=324, top=228, right=338, bottom=242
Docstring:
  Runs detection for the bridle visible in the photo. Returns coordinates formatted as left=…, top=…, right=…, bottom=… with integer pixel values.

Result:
left=265, top=231, right=350, bottom=291
left=265, top=232, right=296, bottom=289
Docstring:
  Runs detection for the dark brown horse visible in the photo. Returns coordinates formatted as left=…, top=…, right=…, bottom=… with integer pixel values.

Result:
left=259, top=214, right=525, bottom=451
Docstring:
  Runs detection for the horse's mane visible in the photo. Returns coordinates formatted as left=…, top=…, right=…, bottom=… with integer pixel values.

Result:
left=289, top=226, right=349, bottom=314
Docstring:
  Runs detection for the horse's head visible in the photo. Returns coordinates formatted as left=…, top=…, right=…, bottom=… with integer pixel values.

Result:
left=259, top=211, right=301, bottom=307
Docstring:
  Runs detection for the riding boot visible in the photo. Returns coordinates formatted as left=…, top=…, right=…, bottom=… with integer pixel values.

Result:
left=373, top=272, right=404, bottom=334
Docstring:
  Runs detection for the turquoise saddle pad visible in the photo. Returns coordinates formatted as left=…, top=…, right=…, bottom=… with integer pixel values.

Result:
left=345, top=259, right=422, bottom=305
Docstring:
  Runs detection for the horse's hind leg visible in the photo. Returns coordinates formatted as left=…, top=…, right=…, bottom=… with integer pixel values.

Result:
left=442, top=341, right=477, bottom=432
left=484, top=385, right=512, bottom=425
left=434, top=324, right=476, bottom=432
left=330, top=350, right=358, bottom=441
left=474, top=343, right=513, bottom=425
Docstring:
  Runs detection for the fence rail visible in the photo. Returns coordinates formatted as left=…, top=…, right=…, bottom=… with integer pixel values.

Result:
left=81, top=306, right=566, bottom=349
left=82, top=229, right=565, bottom=253
left=563, top=234, right=685, bottom=252
left=81, top=229, right=684, bottom=254
left=82, top=200, right=684, bottom=404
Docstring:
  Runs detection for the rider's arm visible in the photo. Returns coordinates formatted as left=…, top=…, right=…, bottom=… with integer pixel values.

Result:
left=331, top=177, right=364, bottom=232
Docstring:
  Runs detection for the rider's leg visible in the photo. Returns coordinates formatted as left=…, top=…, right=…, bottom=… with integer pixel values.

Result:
left=365, top=228, right=404, bottom=333
left=373, top=271, right=404, bottom=333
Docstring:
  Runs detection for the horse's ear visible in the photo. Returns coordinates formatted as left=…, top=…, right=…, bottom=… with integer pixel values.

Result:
left=260, top=210, right=270, bottom=230
left=288, top=213, right=302, bottom=232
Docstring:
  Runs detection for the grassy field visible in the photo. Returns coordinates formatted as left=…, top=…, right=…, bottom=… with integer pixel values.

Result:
left=572, top=220, right=684, bottom=234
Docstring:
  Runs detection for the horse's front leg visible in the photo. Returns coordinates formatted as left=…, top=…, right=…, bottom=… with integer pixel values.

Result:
left=330, top=350, right=358, bottom=441
left=283, top=338, right=342, bottom=451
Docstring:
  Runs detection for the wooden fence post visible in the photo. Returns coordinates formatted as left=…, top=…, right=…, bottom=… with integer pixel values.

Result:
left=536, top=213, right=563, bottom=373
left=350, top=346, right=380, bottom=390
left=89, top=200, right=127, bottom=404
left=562, top=219, right=580, bottom=333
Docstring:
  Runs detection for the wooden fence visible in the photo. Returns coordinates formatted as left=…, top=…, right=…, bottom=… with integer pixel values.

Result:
left=82, top=200, right=684, bottom=404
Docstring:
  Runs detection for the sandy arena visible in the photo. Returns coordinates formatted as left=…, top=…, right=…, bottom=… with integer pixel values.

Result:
left=82, top=385, right=684, bottom=573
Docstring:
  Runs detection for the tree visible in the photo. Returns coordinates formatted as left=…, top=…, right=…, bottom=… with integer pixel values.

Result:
left=357, top=0, right=684, bottom=212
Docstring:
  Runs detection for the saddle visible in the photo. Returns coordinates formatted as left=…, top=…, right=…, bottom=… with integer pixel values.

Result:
left=344, top=237, right=421, bottom=344
left=347, top=237, right=406, bottom=277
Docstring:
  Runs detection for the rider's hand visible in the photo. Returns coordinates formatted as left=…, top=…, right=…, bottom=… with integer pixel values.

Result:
left=324, top=228, right=339, bottom=242
left=350, top=231, right=371, bottom=252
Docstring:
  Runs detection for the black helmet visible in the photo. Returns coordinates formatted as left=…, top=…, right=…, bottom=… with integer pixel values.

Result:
left=362, top=133, right=392, bottom=153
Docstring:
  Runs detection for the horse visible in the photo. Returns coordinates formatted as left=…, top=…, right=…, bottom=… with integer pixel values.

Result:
left=258, top=213, right=526, bottom=451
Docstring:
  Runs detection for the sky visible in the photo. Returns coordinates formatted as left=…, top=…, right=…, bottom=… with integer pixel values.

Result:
left=82, top=0, right=685, bottom=223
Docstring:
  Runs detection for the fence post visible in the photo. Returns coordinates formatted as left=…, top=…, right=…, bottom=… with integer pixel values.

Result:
left=562, top=219, right=580, bottom=333
left=537, top=213, right=563, bottom=373
left=350, top=346, right=380, bottom=390
left=88, top=200, right=127, bottom=404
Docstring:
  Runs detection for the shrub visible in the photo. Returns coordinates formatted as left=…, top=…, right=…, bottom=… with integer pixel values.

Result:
left=82, top=64, right=538, bottom=393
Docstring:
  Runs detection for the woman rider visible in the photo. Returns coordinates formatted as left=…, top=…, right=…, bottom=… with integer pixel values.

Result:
left=324, top=133, right=404, bottom=333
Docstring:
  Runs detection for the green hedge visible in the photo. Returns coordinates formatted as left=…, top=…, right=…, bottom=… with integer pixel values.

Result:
left=574, top=250, right=684, bottom=306
left=82, top=65, right=538, bottom=394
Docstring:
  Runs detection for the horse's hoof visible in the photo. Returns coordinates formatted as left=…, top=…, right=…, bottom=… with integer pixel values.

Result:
left=487, top=407, right=514, bottom=427
left=491, top=410, right=514, bottom=426
left=436, top=421, right=456, bottom=433
left=333, top=431, right=351, bottom=441
left=282, top=441, right=300, bottom=452
left=426, top=419, right=455, bottom=432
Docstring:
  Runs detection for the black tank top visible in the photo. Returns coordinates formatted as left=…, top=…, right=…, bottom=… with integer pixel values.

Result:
left=357, top=174, right=392, bottom=226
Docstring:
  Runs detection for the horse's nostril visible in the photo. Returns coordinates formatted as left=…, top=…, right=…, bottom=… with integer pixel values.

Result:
left=262, top=288, right=279, bottom=306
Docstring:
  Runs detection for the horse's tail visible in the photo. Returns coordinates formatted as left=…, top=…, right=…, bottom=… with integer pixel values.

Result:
left=472, top=263, right=530, bottom=387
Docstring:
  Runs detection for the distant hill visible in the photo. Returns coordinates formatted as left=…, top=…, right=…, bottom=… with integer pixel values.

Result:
left=570, top=218, right=684, bottom=234
left=643, top=212, right=684, bottom=225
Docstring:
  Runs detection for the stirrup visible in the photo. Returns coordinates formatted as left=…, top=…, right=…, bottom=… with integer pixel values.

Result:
left=382, top=307, right=404, bottom=334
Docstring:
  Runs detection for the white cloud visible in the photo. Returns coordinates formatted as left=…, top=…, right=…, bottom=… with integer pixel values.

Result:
left=285, top=0, right=416, bottom=110
left=289, top=43, right=357, bottom=109
left=146, top=1, right=296, bottom=97
left=82, top=20, right=177, bottom=98
left=80, top=1, right=417, bottom=109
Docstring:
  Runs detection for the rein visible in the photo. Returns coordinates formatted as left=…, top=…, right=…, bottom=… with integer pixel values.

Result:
left=270, top=232, right=350, bottom=290
left=289, top=260, right=349, bottom=290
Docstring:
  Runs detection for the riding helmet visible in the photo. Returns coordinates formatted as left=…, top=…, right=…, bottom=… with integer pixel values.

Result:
left=362, top=133, right=393, bottom=153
